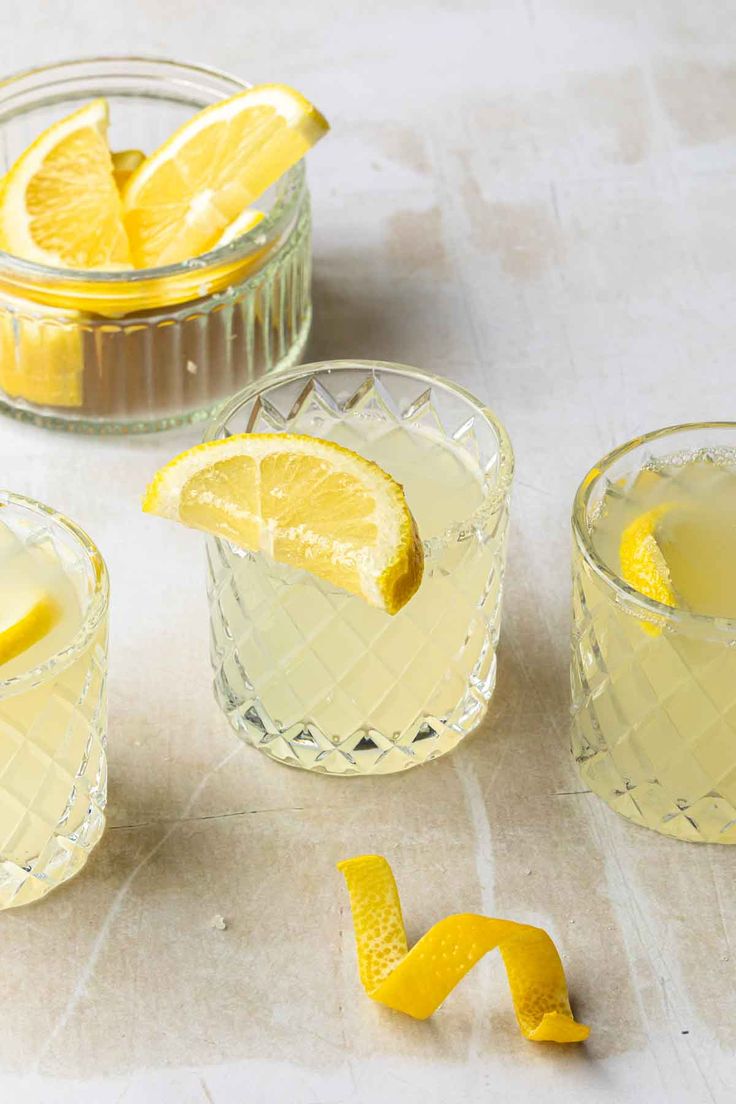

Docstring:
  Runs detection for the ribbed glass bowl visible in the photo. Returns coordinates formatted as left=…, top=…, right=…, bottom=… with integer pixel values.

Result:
left=0, top=57, right=312, bottom=433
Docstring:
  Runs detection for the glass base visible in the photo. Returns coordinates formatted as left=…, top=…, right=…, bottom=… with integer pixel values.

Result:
left=215, top=656, right=495, bottom=776
left=0, top=802, right=106, bottom=909
left=575, top=749, right=736, bottom=844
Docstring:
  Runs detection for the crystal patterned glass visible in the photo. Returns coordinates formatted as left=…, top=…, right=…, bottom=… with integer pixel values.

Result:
left=0, top=57, right=311, bottom=432
left=206, top=360, right=514, bottom=775
left=0, top=494, right=109, bottom=906
left=571, top=424, right=736, bottom=843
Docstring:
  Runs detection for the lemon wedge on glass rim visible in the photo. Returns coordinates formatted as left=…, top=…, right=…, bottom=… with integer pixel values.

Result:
left=142, top=434, right=424, bottom=615
left=123, top=84, right=329, bottom=268
left=0, top=99, right=131, bottom=270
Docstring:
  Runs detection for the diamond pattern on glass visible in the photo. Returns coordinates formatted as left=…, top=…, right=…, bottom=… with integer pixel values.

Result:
left=0, top=503, right=108, bottom=908
left=571, top=557, right=736, bottom=842
left=209, top=368, right=511, bottom=775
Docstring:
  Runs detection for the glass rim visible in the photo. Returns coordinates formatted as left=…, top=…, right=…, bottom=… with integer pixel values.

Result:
left=205, top=358, right=515, bottom=541
left=572, top=420, right=736, bottom=634
left=0, top=491, right=109, bottom=696
left=0, top=54, right=306, bottom=295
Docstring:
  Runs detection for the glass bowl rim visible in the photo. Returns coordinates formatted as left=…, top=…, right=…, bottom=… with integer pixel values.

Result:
left=0, top=491, right=109, bottom=696
left=572, top=420, right=736, bottom=635
left=205, top=358, right=515, bottom=546
left=0, top=54, right=306, bottom=289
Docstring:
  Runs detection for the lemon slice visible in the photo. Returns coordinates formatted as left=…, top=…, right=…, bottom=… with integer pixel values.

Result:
left=213, top=207, right=265, bottom=248
left=0, top=296, right=83, bottom=408
left=0, top=99, right=131, bottom=270
left=111, top=148, right=145, bottom=191
left=0, top=587, right=59, bottom=667
left=338, top=855, right=590, bottom=1043
left=123, top=85, right=329, bottom=267
left=619, top=505, right=677, bottom=608
left=142, top=434, right=423, bottom=614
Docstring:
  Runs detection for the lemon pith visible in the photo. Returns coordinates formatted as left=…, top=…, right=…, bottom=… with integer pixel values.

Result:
left=0, top=99, right=131, bottom=270
left=123, top=84, right=329, bottom=267
left=0, top=591, right=60, bottom=667
left=142, top=433, right=423, bottom=615
left=338, top=855, right=590, bottom=1043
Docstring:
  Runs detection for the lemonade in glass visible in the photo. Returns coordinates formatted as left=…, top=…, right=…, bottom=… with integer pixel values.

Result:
left=571, top=424, right=736, bottom=842
left=144, top=360, right=514, bottom=775
left=0, top=493, right=108, bottom=907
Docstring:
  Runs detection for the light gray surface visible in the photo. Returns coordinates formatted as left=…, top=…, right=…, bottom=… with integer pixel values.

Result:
left=0, top=2, right=734, bottom=1101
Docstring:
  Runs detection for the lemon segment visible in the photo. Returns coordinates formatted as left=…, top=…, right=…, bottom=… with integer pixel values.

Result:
left=123, top=84, right=329, bottom=267
left=0, top=287, right=83, bottom=407
left=338, top=855, right=590, bottom=1043
left=619, top=504, right=677, bottom=608
left=213, top=208, right=265, bottom=249
left=111, top=148, right=145, bottom=191
left=142, top=434, right=423, bottom=615
left=0, top=589, right=60, bottom=667
left=0, top=99, right=131, bottom=270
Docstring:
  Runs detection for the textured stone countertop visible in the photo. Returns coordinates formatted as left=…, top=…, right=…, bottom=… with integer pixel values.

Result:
left=1, top=2, right=734, bottom=1101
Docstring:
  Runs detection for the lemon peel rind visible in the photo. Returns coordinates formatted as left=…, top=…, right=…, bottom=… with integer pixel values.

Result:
left=338, top=854, right=589, bottom=1044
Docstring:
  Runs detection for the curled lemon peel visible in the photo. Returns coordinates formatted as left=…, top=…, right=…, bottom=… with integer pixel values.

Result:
left=338, top=854, right=589, bottom=1044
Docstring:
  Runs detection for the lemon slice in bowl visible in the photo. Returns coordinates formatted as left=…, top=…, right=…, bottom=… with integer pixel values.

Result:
left=0, top=99, right=131, bottom=270
left=0, top=587, right=59, bottom=667
left=619, top=504, right=677, bottom=608
left=111, top=148, right=145, bottom=191
left=142, top=434, right=423, bottom=614
left=0, top=292, right=83, bottom=408
left=213, top=207, right=265, bottom=248
left=123, top=84, right=329, bottom=268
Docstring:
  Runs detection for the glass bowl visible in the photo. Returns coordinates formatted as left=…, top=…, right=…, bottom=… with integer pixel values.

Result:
left=0, top=57, right=312, bottom=433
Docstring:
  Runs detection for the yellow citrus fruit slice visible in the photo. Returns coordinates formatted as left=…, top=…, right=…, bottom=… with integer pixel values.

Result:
left=0, top=99, right=131, bottom=270
left=0, top=585, right=59, bottom=667
left=0, top=297, right=83, bottom=408
left=142, top=434, right=423, bottom=614
left=213, top=207, right=265, bottom=248
left=619, top=505, right=677, bottom=608
left=111, top=148, right=145, bottom=191
left=122, top=84, right=329, bottom=267
left=339, top=855, right=590, bottom=1044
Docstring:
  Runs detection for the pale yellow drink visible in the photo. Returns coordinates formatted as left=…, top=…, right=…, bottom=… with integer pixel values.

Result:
left=0, top=498, right=108, bottom=906
left=572, top=440, right=736, bottom=843
left=208, top=363, right=513, bottom=775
